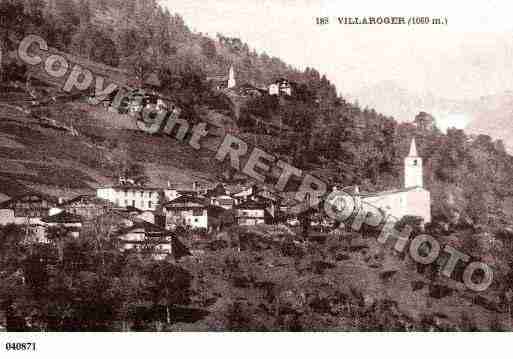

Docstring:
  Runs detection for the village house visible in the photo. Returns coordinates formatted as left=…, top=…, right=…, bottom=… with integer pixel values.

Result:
left=414, top=111, right=436, bottom=132
left=111, top=205, right=157, bottom=224
left=41, top=211, right=83, bottom=239
left=163, top=181, right=206, bottom=202
left=205, top=183, right=236, bottom=210
left=0, top=193, right=60, bottom=226
left=235, top=199, right=272, bottom=226
left=96, top=184, right=161, bottom=212
left=161, top=195, right=209, bottom=230
left=85, top=210, right=135, bottom=237
left=116, top=220, right=172, bottom=260
left=207, top=65, right=236, bottom=91
left=60, top=195, right=113, bottom=221
left=269, top=78, right=292, bottom=96
left=237, top=83, right=266, bottom=97
left=210, top=195, right=236, bottom=210
left=232, top=186, right=255, bottom=203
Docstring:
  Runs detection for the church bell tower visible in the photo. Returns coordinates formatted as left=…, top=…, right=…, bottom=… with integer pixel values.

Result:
left=228, top=65, right=236, bottom=89
left=404, top=138, right=423, bottom=188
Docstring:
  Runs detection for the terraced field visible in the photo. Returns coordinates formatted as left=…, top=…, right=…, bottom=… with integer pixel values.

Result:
left=0, top=86, right=227, bottom=200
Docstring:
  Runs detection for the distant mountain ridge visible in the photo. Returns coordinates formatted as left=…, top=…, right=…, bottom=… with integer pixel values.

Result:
left=347, top=80, right=513, bottom=152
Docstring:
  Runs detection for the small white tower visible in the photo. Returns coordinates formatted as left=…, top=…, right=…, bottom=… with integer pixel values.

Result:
left=228, top=65, right=236, bottom=89
left=404, top=138, right=423, bottom=188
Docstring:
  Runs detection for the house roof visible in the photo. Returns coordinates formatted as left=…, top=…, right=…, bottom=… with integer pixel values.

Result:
left=233, top=186, right=254, bottom=197
left=176, top=190, right=200, bottom=196
left=97, top=184, right=161, bottom=191
left=116, top=220, right=171, bottom=237
left=206, top=184, right=227, bottom=197
left=271, top=78, right=291, bottom=84
left=41, top=211, right=83, bottom=224
left=163, top=195, right=208, bottom=208
left=206, top=75, right=228, bottom=82
left=235, top=199, right=267, bottom=210
left=122, top=206, right=144, bottom=213
left=89, top=209, right=135, bottom=225
left=0, top=192, right=58, bottom=209
left=62, top=195, right=112, bottom=207
left=212, top=196, right=235, bottom=206
left=358, top=186, right=426, bottom=198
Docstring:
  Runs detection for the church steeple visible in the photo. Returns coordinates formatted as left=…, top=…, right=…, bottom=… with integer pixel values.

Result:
left=228, top=65, right=236, bottom=89
left=404, top=138, right=423, bottom=188
left=408, top=138, right=418, bottom=157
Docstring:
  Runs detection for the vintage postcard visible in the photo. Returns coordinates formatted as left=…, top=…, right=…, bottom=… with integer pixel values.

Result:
left=0, top=0, right=512, bottom=356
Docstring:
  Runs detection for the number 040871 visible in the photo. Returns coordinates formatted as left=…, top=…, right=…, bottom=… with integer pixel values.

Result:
left=5, top=342, right=36, bottom=351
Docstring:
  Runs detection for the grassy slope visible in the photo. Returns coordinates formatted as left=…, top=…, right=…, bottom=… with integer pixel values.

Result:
left=0, top=89, right=226, bottom=200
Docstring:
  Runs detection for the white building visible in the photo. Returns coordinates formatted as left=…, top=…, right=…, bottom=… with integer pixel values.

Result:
left=235, top=199, right=270, bottom=226
left=116, top=220, right=172, bottom=260
left=162, top=195, right=209, bottom=230
left=228, top=65, right=236, bottom=89
left=269, top=79, right=292, bottom=96
left=334, top=139, right=431, bottom=223
left=96, top=185, right=161, bottom=211
left=210, top=195, right=236, bottom=210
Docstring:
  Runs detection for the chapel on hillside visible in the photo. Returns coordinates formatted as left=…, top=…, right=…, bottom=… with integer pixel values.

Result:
left=354, top=138, right=431, bottom=223
left=207, top=65, right=237, bottom=90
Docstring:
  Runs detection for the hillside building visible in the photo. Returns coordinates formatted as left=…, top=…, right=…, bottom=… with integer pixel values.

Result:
left=161, top=195, right=209, bottom=230
left=235, top=199, right=271, bottom=226
left=0, top=193, right=60, bottom=226
left=61, top=195, right=113, bottom=220
left=96, top=184, right=161, bottom=212
left=210, top=195, right=236, bottom=210
left=207, top=65, right=237, bottom=90
left=414, top=112, right=436, bottom=132
left=228, top=65, right=236, bottom=89
left=335, top=138, right=431, bottom=223
left=41, top=211, right=83, bottom=239
left=269, top=78, right=292, bottom=96
left=116, top=220, right=172, bottom=260
left=362, top=139, right=430, bottom=222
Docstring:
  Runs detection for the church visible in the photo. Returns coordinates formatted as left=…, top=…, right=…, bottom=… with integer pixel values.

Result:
left=356, top=138, right=431, bottom=223
left=207, top=65, right=236, bottom=91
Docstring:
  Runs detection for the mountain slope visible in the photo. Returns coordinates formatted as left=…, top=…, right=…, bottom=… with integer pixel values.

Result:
left=0, top=92, right=227, bottom=199
left=349, top=81, right=513, bottom=152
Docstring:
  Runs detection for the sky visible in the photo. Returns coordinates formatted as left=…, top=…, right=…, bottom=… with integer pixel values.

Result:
left=159, top=0, right=513, bottom=107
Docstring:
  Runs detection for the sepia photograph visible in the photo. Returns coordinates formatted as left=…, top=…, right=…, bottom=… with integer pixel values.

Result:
left=0, top=0, right=513, bottom=355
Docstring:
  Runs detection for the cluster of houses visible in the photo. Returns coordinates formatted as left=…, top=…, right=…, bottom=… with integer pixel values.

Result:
left=207, top=65, right=294, bottom=97
left=0, top=138, right=431, bottom=260
left=85, top=65, right=293, bottom=121
left=0, top=180, right=289, bottom=260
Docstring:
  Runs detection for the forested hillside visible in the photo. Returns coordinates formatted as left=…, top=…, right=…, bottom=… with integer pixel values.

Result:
left=3, top=0, right=513, bottom=332
left=1, top=0, right=513, bottom=230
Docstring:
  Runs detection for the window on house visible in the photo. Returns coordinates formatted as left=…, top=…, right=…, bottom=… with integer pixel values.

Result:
left=413, top=160, right=418, bottom=166
left=148, top=201, right=152, bottom=208
left=132, top=200, right=136, bottom=207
